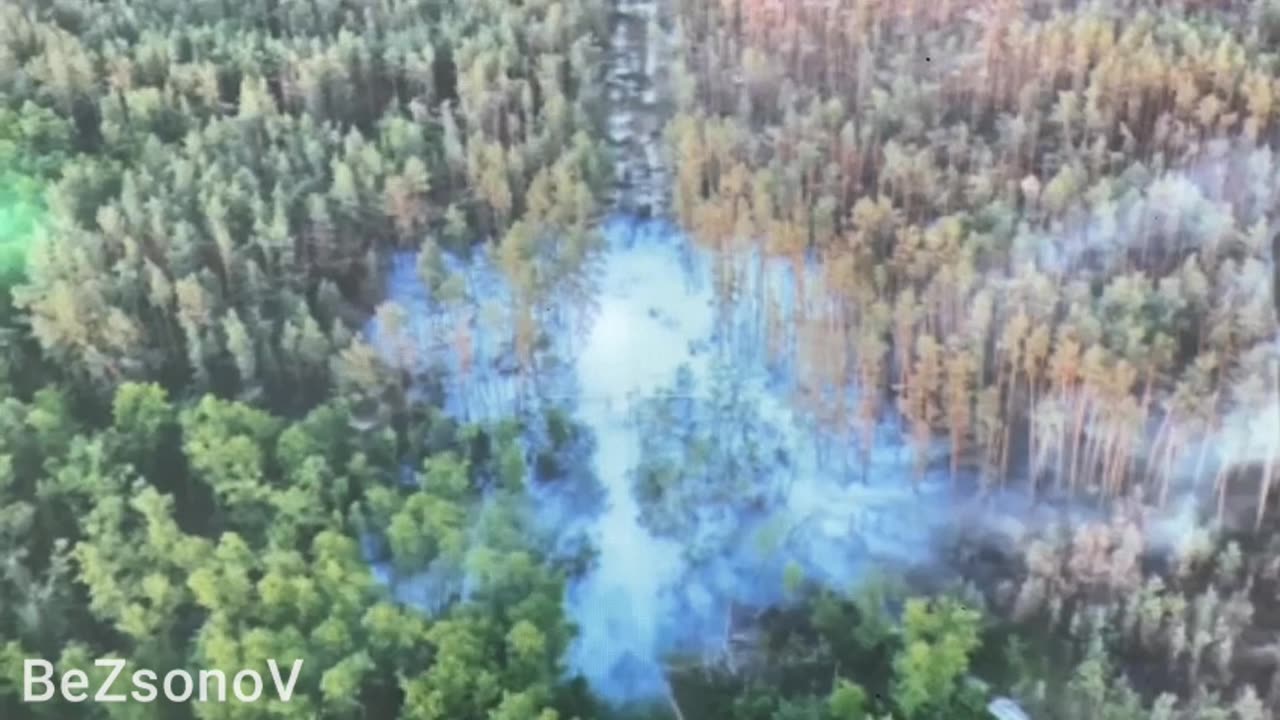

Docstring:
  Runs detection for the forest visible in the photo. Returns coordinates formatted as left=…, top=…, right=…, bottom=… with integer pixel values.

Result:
left=1, top=0, right=1279, bottom=718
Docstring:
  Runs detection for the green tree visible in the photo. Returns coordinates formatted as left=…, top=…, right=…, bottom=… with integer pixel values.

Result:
left=892, top=598, right=982, bottom=718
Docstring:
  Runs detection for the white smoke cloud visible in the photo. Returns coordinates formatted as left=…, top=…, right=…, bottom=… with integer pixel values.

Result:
left=362, top=134, right=1280, bottom=704
left=366, top=213, right=968, bottom=703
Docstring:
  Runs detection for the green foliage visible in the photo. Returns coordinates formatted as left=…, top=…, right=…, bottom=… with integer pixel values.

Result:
left=0, top=102, right=71, bottom=293
left=849, top=576, right=905, bottom=655
left=2, top=0, right=1278, bottom=718
left=631, top=362, right=790, bottom=555
left=109, top=382, right=177, bottom=473
left=1059, top=635, right=1146, bottom=720
left=892, top=597, right=983, bottom=719
left=670, top=586, right=995, bottom=720
left=0, top=375, right=579, bottom=718
left=828, top=678, right=869, bottom=720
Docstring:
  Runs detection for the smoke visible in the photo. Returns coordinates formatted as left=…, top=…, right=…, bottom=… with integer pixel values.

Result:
left=366, top=212, right=971, bottom=703
left=364, top=156, right=1277, bottom=702
left=1004, top=137, right=1280, bottom=529
left=560, top=215, right=967, bottom=702
left=1020, top=137, right=1280, bottom=276
left=1217, top=341, right=1280, bottom=463
left=553, top=141, right=1280, bottom=699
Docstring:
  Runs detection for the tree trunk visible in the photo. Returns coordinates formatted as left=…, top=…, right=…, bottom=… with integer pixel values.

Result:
left=1027, top=378, right=1038, bottom=496
left=1067, top=397, right=1090, bottom=494
left=1257, top=360, right=1280, bottom=530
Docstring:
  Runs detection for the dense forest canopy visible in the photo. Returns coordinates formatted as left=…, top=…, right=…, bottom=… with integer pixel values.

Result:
left=658, top=0, right=1280, bottom=716
left=0, top=0, right=1278, bottom=719
left=668, top=0, right=1280, bottom=518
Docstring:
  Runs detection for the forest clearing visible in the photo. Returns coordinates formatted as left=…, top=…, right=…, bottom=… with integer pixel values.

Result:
left=1, top=0, right=1279, bottom=719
